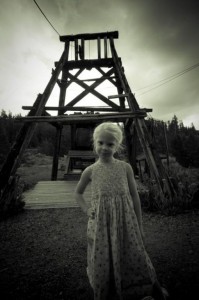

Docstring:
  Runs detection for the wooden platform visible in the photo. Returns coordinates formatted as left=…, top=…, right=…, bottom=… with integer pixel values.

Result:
left=23, top=181, right=91, bottom=209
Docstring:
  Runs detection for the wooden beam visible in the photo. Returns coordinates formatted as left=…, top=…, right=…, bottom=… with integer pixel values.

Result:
left=108, top=94, right=129, bottom=99
left=55, top=58, right=115, bottom=70
left=109, top=37, right=140, bottom=111
left=95, top=67, right=118, bottom=87
left=15, top=111, right=147, bottom=124
left=64, top=69, right=120, bottom=109
left=75, top=39, right=78, bottom=61
left=60, top=31, right=119, bottom=42
left=104, top=37, right=107, bottom=58
left=77, top=76, right=116, bottom=82
left=80, top=39, right=85, bottom=59
left=97, top=37, right=101, bottom=59
left=22, top=106, right=130, bottom=112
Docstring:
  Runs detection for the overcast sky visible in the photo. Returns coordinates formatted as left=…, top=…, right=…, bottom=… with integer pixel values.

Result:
left=0, top=0, right=198, bottom=128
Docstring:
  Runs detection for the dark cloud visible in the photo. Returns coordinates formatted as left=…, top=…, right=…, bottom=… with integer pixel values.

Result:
left=0, top=0, right=198, bottom=127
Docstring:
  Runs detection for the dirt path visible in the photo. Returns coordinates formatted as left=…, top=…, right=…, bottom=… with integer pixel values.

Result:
left=0, top=208, right=199, bottom=300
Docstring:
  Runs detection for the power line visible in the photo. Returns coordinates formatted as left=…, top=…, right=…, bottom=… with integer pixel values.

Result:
left=33, top=0, right=60, bottom=36
left=136, top=63, right=199, bottom=91
left=136, top=62, right=199, bottom=96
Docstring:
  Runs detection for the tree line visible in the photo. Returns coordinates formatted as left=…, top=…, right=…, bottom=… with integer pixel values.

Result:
left=0, top=110, right=199, bottom=168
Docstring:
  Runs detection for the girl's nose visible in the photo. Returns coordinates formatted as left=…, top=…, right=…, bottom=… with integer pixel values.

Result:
left=102, top=144, right=108, bottom=150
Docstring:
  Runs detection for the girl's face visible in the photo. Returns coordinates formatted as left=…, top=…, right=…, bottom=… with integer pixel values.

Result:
left=95, top=132, right=118, bottom=161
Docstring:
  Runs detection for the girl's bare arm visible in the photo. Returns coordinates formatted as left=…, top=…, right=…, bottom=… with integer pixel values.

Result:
left=74, top=167, right=91, bottom=215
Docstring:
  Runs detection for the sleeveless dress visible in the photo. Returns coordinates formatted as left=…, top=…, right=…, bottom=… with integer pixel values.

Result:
left=86, top=159, right=157, bottom=300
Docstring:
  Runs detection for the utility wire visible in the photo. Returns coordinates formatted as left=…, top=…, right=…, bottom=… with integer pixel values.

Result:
left=136, top=62, right=199, bottom=96
left=33, top=0, right=60, bottom=36
left=136, top=63, right=199, bottom=91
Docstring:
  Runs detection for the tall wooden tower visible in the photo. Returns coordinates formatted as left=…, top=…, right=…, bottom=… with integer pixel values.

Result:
left=0, top=31, right=175, bottom=207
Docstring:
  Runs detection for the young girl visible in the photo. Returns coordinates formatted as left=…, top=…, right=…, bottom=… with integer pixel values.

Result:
left=75, top=122, right=167, bottom=300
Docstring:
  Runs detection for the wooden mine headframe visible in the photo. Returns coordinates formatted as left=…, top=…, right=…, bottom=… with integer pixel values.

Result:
left=0, top=31, right=175, bottom=205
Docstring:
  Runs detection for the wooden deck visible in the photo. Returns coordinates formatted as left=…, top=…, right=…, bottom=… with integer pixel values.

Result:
left=23, top=181, right=91, bottom=209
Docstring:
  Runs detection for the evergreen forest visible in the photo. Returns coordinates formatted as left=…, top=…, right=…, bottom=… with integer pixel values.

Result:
left=0, top=109, right=199, bottom=169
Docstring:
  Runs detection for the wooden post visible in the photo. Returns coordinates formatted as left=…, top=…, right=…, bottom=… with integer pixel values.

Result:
left=97, top=37, right=101, bottom=59
left=104, top=37, right=107, bottom=58
left=51, top=67, right=69, bottom=180
left=80, top=39, right=85, bottom=59
left=75, top=39, right=78, bottom=61
left=51, top=127, right=62, bottom=180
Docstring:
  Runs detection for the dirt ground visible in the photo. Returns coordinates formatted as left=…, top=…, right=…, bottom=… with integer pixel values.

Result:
left=0, top=207, right=199, bottom=300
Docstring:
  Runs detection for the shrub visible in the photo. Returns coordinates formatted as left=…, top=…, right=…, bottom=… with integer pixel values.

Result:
left=138, top=158, right=199, bottom=215
left=0, top=175, right=25, bottom=220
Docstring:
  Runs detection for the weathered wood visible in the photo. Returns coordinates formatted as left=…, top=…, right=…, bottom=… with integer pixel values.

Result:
left=23, top=181, right=91, bottom=209
left=72, top=76, right=116, bottom=82
left=96, top=67, right=118, bottom=87
left=108, top=94, right=129, bottom=99
left=22, top=106, right=130, bottom=112
left=109, top=37, right=140, bottom=111
left=97, top=37, right=101, bottom=59
left=15, top=111, right=146, bottom=124
left=104, top=37, right=108, bottom=58
left=64, top=69, right=120, bottom=109
left=57, top=58, right=116, bottom=70
left=75, top=39, right=78, bottom=61
left=60, top=31, right=119, bottom=42
left=51, top=127, right=62, bottom=180
left=80, top=39, right=85, bottom=59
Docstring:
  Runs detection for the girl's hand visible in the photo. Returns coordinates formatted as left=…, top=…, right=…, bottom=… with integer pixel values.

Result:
left=87, top=207, right=95, bottom=219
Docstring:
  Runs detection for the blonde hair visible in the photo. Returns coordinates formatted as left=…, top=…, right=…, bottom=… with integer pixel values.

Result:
left=93, top=122, right=123, bottom=151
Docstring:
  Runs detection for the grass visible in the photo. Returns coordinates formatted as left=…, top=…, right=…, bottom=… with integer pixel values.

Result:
left=17, top=151, right=66, bottom=191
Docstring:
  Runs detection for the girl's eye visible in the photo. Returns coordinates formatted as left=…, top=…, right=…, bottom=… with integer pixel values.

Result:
left=108, top=143, right=114, bottom=147
left=98, top=141, right=103, bottom=145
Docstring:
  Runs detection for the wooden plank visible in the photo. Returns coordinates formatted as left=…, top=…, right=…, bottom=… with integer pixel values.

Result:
left=80, top=39, right=85, bottom=59
left=22, top=106, right=130, bottom=112
left=108, top=94, right=129, bottom=99
left=15, top=111, right=147, bottom=124
left=23, top=181, right=91, bottom=209
left=75, top=39, right=78, bottom=60
left=73, top=76, right=116, bottom=82
left=97, top=37, right=101, bottom=59
left=60, top=31, right=119, bottom=42
left=104, top=37, right=107, bottom=58
left=56, top=58, right=115, bottom=70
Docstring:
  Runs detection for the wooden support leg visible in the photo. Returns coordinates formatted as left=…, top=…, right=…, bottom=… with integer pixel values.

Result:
left=51, top=126, right=62, bottom=180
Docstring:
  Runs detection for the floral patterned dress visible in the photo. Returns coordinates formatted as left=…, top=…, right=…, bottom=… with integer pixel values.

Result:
left=86, top=159, right=157, bottom=300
